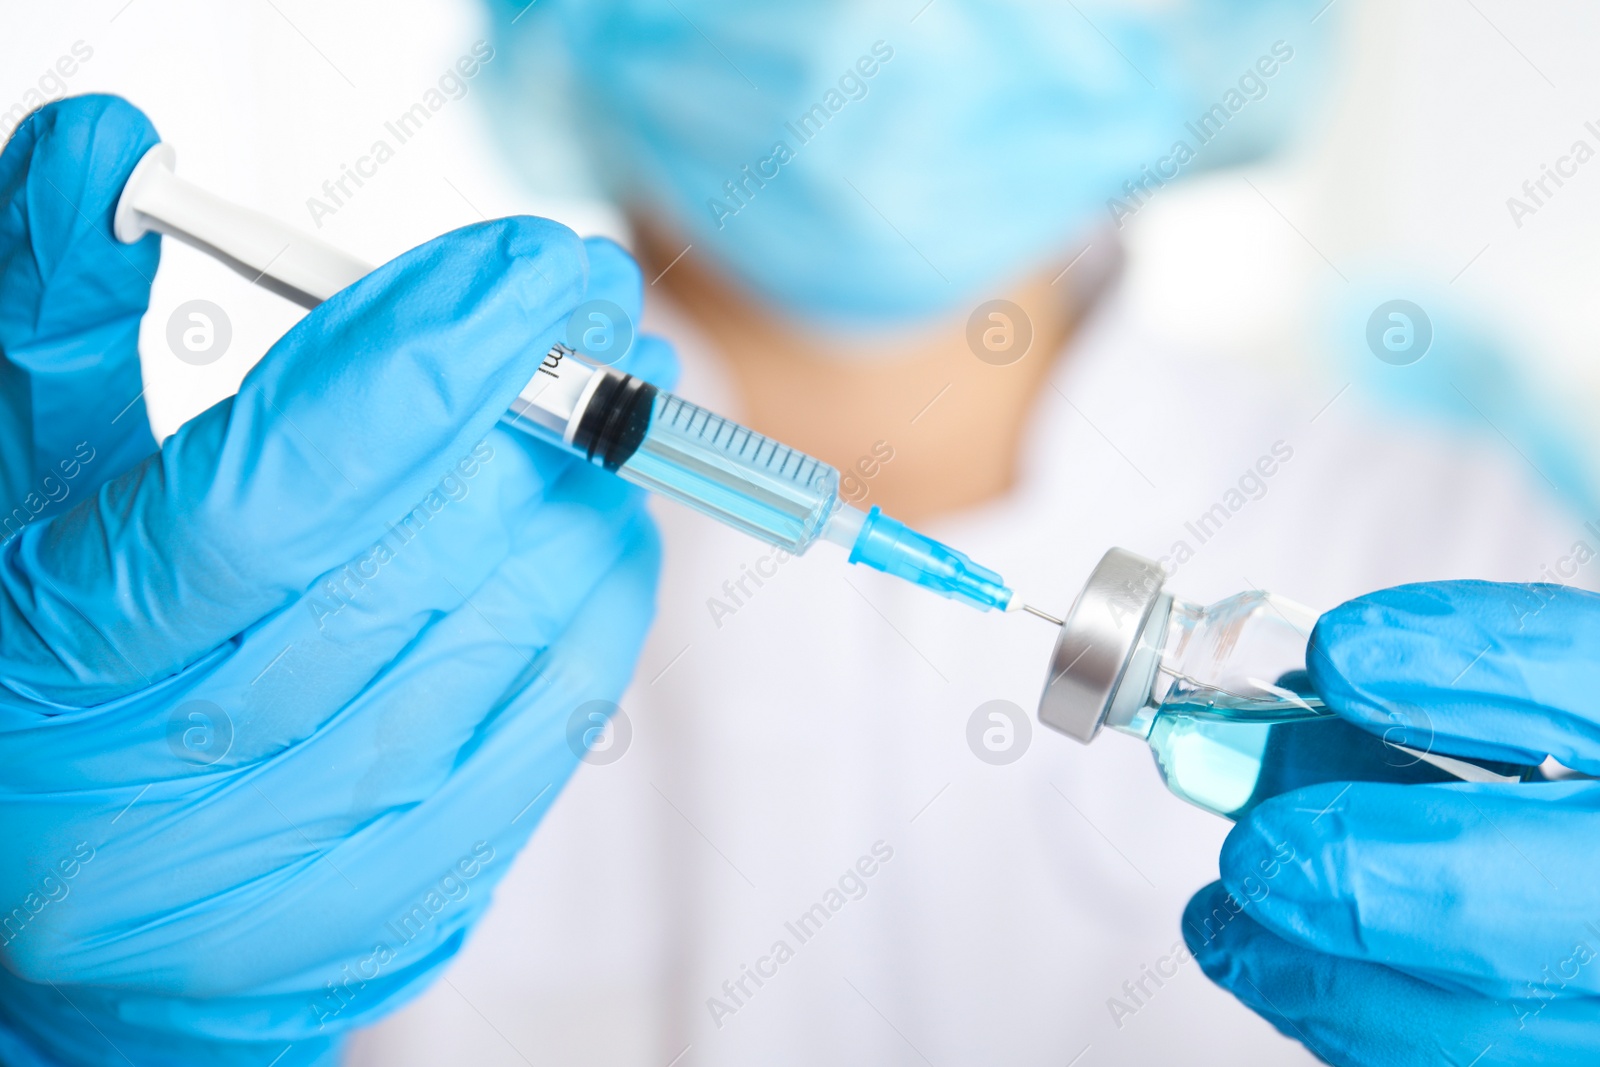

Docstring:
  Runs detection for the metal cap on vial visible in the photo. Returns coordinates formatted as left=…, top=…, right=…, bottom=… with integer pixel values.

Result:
left=1037, top=548, right=1168, bottom=744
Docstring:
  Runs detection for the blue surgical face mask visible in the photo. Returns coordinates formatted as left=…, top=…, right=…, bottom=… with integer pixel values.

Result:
left=488, top=0, right=1328, bottom=325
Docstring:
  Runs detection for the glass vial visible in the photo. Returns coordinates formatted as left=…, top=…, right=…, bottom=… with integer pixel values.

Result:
left=1037, top=549, right=1537, bottom=820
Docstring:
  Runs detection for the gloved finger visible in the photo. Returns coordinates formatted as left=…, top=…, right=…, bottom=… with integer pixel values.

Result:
left=0, top=426, right=559, bottom=778
left=1308, top=581, right=1600, bottom=773
left=265, top=451, right=652, bottom=783
left=0, top=94, right=161, bottom=518
left=0, top=966, right=343, bottom=1067
left=32, top=485, right=660, bottom=997
left=577, top=234, right=679, bottom=389
left=1219, top=779, right=1600, bottom=999
left=1184, top=881, right=1600, bottom=1067
left=247, top=465, right=656, bottom=843
left=282, top=513, right=662, bottom=1002
left=0, top=214, right=587, bottom=708
left=583, top=236, right=642, bottom=321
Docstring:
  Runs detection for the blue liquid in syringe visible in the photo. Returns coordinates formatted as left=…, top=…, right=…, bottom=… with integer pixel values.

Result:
left=609, top=392, right=1013, bottom=611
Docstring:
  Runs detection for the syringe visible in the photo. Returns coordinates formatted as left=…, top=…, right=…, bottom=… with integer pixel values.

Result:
left=114, top=144, right=1044, bottom=615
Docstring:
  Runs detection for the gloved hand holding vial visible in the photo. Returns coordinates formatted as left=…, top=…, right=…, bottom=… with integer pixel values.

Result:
left=1023, top=550, right=1600, bottom=1064
left=1187, top=581, right=1600, bottom=1065
left=1032, top=549, right=1562, bottom=820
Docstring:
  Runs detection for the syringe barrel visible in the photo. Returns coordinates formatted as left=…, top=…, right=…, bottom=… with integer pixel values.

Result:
left=504, top=362, right=841, bottom=554
left=612, top=392, right=840, bottom=552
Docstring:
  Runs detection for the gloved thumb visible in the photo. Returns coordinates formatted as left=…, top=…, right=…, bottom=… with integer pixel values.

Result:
left=1308, top=580, right=1600, bottom=775
left=0, top=94, right=162, bottom=519
left=0, top=214, right=587, bottom=707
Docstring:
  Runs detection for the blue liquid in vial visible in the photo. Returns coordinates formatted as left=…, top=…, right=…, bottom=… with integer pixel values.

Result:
left=1143, top=677, right=1535, bottom=820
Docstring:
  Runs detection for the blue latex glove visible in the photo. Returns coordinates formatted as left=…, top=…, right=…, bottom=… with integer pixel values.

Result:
left=0, top=95, right=675, bottom=1066
left=1184, top=580, right=1600, bottom=1065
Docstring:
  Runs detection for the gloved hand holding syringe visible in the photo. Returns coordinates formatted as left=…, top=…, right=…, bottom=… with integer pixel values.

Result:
left=115, top=143, right=1060, bottom=622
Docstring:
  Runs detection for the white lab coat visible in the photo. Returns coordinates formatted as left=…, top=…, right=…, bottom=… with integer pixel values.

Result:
left=350, top=281, right=1585, bottom=1067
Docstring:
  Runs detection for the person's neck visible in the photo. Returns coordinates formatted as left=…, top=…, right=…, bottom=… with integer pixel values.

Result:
left=637, top=229, right=1089, bottom=526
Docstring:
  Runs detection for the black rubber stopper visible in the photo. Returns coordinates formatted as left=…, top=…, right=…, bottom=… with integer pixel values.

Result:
left=571, top=372, right=658, bottom=471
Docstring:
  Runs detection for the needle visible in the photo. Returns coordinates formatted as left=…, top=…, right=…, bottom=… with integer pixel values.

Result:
left=1020, top=604, right=1064, bottom=626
